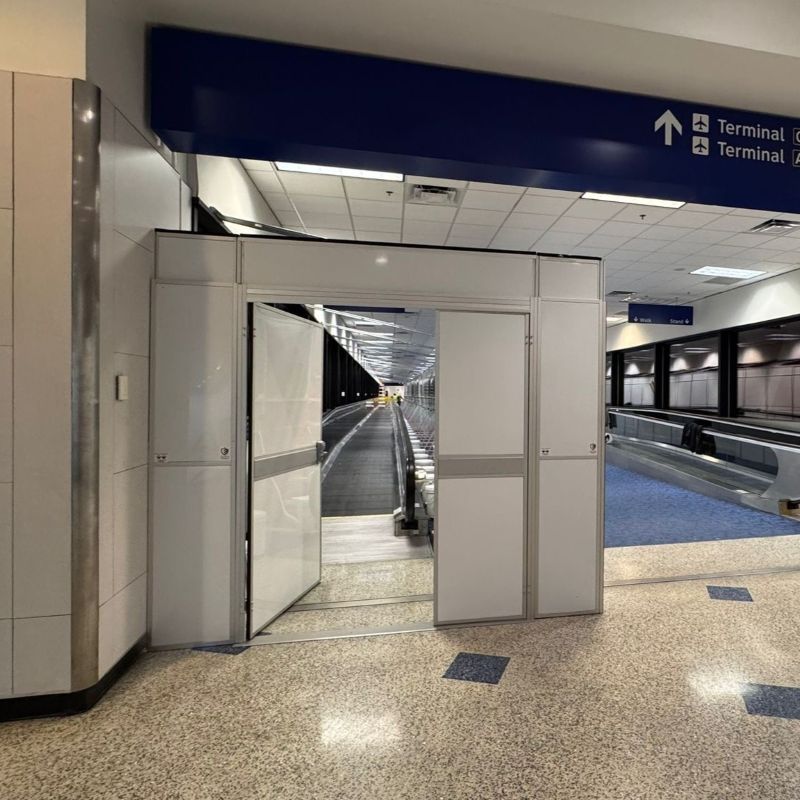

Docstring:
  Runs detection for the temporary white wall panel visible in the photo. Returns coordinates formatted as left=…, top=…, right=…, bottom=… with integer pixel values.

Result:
left=151, top=466, right=232, bottom=647
left=536, top=459, right=600, bottom=615
left=438, top=312, right=526, bottom=456
left=152, top=234, right=605, bottom=640
left=436, top=311, right=528, bottom=624
left=539, top=257, right=601, bottom=301
left=436, top=476, right=525, bottom=622
left=155, top=234, right=237, bottom=283
left=152, top=284, right=235, bottom=464
left=242, top=238, right=535, bottom=305
left=538, top=301, right=601, bottom=459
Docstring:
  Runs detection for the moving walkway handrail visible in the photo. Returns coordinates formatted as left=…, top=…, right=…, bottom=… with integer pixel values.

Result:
left=322, top=400, right=368, bottom=426
left=608, top=409, right=800, bottom=454
left=391, top=403, right=417, bottom=526
left=608, top=408, right=800, bottom=501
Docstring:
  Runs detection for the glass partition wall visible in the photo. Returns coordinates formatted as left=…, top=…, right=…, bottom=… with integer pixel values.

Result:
left=623, top=346, right=655, bottom=407
left=738, top=320, right=800, bottom=420
left=608, top=316, right=800, bottom=422
left=669, top=336, right=719, bottom=413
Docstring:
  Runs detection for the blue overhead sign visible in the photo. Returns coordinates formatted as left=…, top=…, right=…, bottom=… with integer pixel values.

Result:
left=150, top=27, right=800, bottom=212
left=628, top=304, right=694, bottom=326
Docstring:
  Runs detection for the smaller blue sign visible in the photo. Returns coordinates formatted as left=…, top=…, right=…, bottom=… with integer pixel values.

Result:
left=628, top=303, right=693, bottom=326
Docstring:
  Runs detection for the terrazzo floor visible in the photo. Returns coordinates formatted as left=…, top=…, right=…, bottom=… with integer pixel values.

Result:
left=5, top=572, right=800, bottom=798
left=296, top=559, right=433, bottom=605
left=262, top=600, right=433, bottom=635
left=605, top=532, right=800, bottom=583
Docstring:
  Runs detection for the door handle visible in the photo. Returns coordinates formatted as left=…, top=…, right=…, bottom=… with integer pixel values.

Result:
left=316, top=440, right=327, bottom=463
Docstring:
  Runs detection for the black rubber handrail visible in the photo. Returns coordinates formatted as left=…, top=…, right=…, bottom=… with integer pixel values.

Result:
left=391, top=403, right=417, bottom=527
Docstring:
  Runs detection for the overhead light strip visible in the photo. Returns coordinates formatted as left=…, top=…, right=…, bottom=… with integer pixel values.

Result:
left=690, top=266, right=766, bottom=279
left=275, top=162, right=404, bottom=181
left=581, top=192, right=685, bottom=209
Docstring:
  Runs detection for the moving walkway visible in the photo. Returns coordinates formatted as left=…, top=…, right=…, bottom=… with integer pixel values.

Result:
left=607, top=407, right=800, bottom=518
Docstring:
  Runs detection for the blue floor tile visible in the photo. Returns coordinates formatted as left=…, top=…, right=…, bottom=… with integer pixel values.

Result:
left=707, top=585, right=753, bottom=602
left=741, top=683, right=800, bottom=719
left=194, top=645, right=247, bottom=655
left=605, top=464, right=800, bottom=547
left=443, top=652, right=510, bottom=684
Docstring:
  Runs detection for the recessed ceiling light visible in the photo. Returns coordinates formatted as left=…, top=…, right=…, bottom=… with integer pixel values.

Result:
left=690, top=266, right=766, bottom=279
left=275, top=162, right=403, bottom=181
left=581, top=192, right=685, bottom=209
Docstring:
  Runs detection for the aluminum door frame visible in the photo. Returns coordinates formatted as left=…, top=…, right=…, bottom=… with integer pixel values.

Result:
left=238, top=288, right=534, bottom=632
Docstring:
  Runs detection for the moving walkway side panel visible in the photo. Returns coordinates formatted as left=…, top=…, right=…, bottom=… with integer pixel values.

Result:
left=435, top=311, right=528, bottom=625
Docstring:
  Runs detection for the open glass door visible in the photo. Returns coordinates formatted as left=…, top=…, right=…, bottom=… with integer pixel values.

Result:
left=248, top=304, right=324, bottom=637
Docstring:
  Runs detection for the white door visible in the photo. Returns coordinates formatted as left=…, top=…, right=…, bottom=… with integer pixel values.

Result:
left=248, top=304, right=324, bottom=637
left=435, top=311, right=528, bottom=624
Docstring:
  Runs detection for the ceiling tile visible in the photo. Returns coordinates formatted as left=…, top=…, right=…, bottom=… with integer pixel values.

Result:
left=275, top=210, right=304, bottom=228
left=300, top=212, right=352, bottom=230
left=292, top=195, right=349, bottom=215
left=459, top=189, right=520, bottom=211
left=344, top=177, right=403, bottom=202
left=611, top=205, right=675, bottom=224
left=663, top=209, right=722, bottom=228
left=405, top=175, right=468, bottom=189
left=503, top=212, right=559, bottom=230
left=652, top=240, right=705, bottom=255
left=728, top=208, right=786, bottom=218
left=241, top=158, right=274, bottom=172
left=262, top=192, right=295, bottom=212
left=403, top=221, right=451, bottom=244
left=468, top=181, right=526, bottom=194
left=450, top=223, right=499, bottom=240
left=564, top=199, right=622, bottom=220
left=636, top=225, right=693, bottom=242
left=613, top=238, right=666, bottom=252
left=721, top=232, right=767, bottom=247
left=276, top=171, right=345, bottom=196
left=515, top=194, right=575, bottom=215
left=308, top=228, right=355, bottom=240
left=348, top=199, right=402, bottom=219
left=250, top=170, right=284, bottom=194
left=702, top=214, right=764, bottom=232
left=582, top=234, right=635, bottom=250
left=491, top=231, right=539, bottom=250
left=595, top=220, right=652, bottom=238
left=680, top=203, right=735, bottom=214
left=404, top=203, right=456, bottom=222
left=525, top=187, right=582, bottom=199
left=356, top=231, right=402, bottom=243
left=549, top=216, right=603, bottom=235
left=697, top=244, right=747, bottom=258
left=534, top=232, right=586, bottom=251
left=403, top=231, right=447, bottom=246
left=447, top=236, right=491, bottom=248
left=753, top=235, right=800, bottom=251
left=678, top=228, right=733, bottom=244
left=352, top=216, right=402, bottom=233
left=454, top=207, right=509, bottom=226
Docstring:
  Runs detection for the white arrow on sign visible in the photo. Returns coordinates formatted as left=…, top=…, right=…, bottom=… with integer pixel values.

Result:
left=654, top=109, right=683, bottom=146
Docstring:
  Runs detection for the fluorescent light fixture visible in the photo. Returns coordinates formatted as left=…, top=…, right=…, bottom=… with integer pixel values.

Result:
left=582, top=192, right=685, bottom=209
left=606, top=315, right=626, bottom=324
left=690, top=266, right=766, bottom=279
left=275, top=162, right=403, bottom=181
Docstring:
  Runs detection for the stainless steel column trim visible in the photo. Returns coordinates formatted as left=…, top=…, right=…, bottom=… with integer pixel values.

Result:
left=253, top=446, right=319, bottom=481
left=437, top=455, right=525, bottom=478
left=70, top=80, right=101, bottom=691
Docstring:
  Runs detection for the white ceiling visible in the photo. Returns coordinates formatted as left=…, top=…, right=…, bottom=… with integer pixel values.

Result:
left=316, top=306, right=436, bottom=385
left=242, top=159, right=800, bottom=322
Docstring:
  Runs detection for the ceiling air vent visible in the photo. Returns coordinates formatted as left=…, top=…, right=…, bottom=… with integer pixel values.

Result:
left=748, top=218, right=800, bottom=234
left=407, top=184, right=460, bottom=205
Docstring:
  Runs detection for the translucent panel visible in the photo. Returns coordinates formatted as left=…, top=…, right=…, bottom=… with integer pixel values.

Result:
left=250, top=465, right=321, bottom=633
left=252, top=305, right=323, bottom=457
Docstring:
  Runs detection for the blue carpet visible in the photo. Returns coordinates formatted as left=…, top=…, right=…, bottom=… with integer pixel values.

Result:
left=605, top=464, right=800, bottom=547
